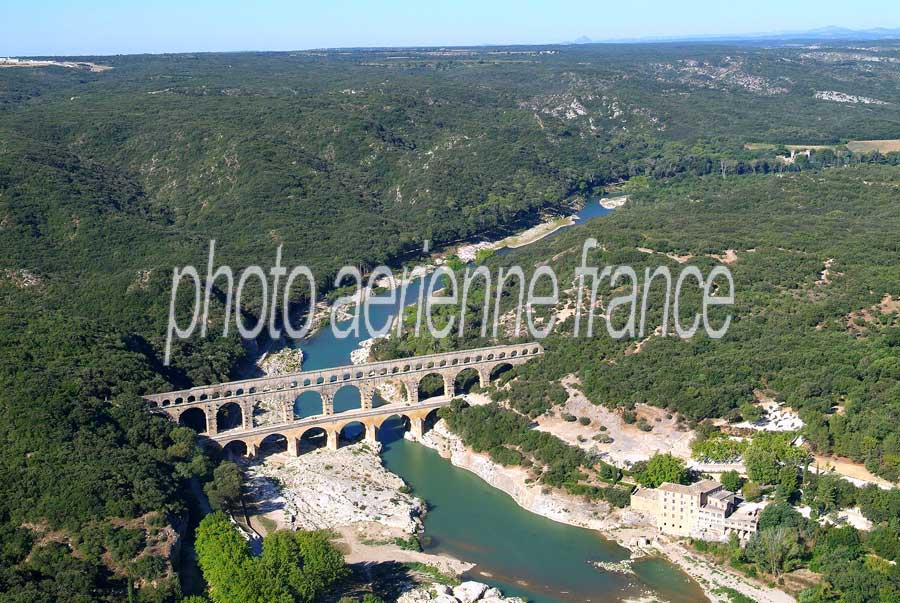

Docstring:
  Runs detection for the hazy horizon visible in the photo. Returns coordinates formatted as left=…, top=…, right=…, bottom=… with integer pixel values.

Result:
left=3, top=0, right=900, bottom=57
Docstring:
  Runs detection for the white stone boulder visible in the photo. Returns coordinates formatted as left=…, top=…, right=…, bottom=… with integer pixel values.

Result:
left=432, top=584, right=453, bottom=596
left=434, top=594, right=459, bottom=603
left=453, top=581, right=488, bottom=603
left=483, top=588, right=502, bottom=599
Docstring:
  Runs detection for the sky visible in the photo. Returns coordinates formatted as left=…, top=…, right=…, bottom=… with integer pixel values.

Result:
left=2, top=0, right=899, bottom=56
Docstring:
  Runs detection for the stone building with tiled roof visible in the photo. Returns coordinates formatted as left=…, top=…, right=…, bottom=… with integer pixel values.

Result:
left=630, top=479, right=760, bottom=542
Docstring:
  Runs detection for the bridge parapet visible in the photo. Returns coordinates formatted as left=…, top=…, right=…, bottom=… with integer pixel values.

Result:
left=144, top=342, right=542, bottom=411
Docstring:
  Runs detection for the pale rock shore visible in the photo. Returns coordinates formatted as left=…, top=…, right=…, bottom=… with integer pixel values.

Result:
left=243, top=441, right=475, bottom=577
left=245, top=442, right=423, bottom=534
left=414, top=419, right=795, bottom=603
left=398, top=581, right=525, bottom=603
left=599, top=195, right=628, bottom=209
left=350, top=337, right=379, bottom=365
left=257, top=346, right=304, bottom=375
left=415, top=419, right=644, bottom=534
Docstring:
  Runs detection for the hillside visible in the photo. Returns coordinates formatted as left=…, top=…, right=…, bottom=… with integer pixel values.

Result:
left=1, top=43, right=900, bottom=601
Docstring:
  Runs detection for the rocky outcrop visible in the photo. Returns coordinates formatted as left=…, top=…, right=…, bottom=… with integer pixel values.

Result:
left=398, top=581, right=525, bottom=603
left=258, top=347, right=304, bottom=375
left=245, top=442, right=423, bottom=534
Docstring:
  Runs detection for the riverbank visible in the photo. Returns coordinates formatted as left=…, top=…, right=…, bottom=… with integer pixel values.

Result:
left=412, top=416, right=794, bottom=603
left=416, top=417, right=643, bottom=535
left=495, top=215, right=577, bottom=249
left=241, top=440, right=479, bottom=581
left=398, top=581, right=527, bottom=603
left=245, top=441, right=423, bottom=534
left=456, top=199, right=614, bottom=261
left=599, top=195, right=628, bottom=209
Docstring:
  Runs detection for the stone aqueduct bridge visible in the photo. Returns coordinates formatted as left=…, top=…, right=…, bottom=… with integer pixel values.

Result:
left=145, top=343, right=543, bottom=457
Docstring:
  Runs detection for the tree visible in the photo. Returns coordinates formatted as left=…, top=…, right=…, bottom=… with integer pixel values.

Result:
left=195, top=513, right=347, bottom=603
left=758, top=501, right=806, bottom=531
left=204, top=462, right=244, bottom=512
left=720, top=470, right=744, bottom=493
left=744, top=444, right=780, bottom=484
left=746, top=527, right=802, bottom=577
left=636, top=453, right=689, bottom=488
left=776, top=466, right=799, bottom=501
left=293, top=530, right=349, bottom=599
left=815, top=478, right=838, bottom=513
left=739, top=402, right=763, bottom=423
left=194, top=513, right=253, bottom=603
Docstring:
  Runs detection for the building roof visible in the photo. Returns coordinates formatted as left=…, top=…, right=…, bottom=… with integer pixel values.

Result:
left=631, top=486, right=656, bottom=500
left=658, top=479, right=722, bottom=495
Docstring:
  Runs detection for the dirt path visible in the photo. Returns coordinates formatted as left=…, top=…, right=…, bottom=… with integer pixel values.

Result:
left=812, top=454, right=895, bottom=489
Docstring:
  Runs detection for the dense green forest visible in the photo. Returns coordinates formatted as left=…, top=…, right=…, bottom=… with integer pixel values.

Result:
left=386, top=165, right=900, bottom=483
left=2, top=41, right=900, bottom=601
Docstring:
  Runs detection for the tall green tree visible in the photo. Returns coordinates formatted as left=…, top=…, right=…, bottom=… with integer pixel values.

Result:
left=204, top=463, right=244, bottom=512
left=636, top=453, right=689, bottom=488
left=746, top=527, right=802, bottom=577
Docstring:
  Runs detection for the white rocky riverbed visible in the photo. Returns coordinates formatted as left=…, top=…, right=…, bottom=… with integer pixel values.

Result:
left=398, top=581, right=525, bottom=603
left=257, top=346, right=304, bottom=375
left=245, top=442, right=423, bottom=535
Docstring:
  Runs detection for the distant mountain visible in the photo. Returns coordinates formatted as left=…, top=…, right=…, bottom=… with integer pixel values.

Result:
left=570, top=26, right=900, bottom=45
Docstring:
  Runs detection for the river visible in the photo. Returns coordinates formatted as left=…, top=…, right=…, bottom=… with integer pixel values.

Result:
left=267, top=197, right=707, bottom=603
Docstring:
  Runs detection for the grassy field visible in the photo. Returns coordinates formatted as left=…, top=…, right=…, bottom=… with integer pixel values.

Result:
left=846, top=139, right=900, bottom=153
left=747, top=140, right=900, bottom=154
left=745, top=142, right=840, bottom=151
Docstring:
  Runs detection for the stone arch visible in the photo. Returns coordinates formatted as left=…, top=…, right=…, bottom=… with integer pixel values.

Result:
left=454, top=367, right=480, bottom=395
left=424, top=407, right=442, bottom=432
left=376, top=414, right=411, bottom=443
left=333, top=384, right=362, bottom=414
left=258, top=433, right=288, bottom=456
left=179, top=407, right=208, bottom=433
left=216, top=402, right=243, bottom=432
left=294, top=391, right=323, bottom=419
left=223, top=440, right=248, bottom=458
left=376, top=413, right=411, bottom=430
left=337, top=421, right=367, bottom=446
left=489, top=362, right=514, bottom=383
left=417, top=372, right=445, bottom=401
left=298, top=426, right=328, bottom=453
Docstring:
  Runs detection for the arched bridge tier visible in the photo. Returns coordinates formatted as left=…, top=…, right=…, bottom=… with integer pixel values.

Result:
left=144, top=343, right=542, bottom=441
left=212, top=398, right=450, bottom=457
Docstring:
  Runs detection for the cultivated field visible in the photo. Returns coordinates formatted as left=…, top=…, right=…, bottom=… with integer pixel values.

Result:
left=846, top=139, right=900, bottom=153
